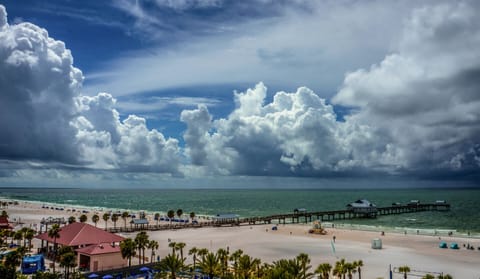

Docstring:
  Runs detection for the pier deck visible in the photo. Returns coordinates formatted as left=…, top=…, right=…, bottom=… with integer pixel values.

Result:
left=106, top=203, right=450, bottom=233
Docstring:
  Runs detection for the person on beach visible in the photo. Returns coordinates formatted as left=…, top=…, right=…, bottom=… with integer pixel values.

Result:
left=333, top=235, right=336, bottom=243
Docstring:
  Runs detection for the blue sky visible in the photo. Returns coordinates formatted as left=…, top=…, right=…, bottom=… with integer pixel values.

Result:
left=0, top=0, right=479, bottom=186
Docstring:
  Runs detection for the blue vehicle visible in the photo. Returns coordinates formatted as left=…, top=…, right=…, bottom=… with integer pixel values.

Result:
left=21, top=254, right=45, bottom=274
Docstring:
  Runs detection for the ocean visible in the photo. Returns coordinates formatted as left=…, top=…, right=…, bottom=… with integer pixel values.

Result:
left=1, top=186, right=479, bottom=235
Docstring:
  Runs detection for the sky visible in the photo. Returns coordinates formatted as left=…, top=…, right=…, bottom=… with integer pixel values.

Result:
left=0, top=0, right=479, bottom=187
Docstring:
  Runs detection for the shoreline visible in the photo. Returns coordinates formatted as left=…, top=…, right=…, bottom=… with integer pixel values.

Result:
left=2, top=196, right=479, bottom=238
left=2, top=199, right=480, bottom=278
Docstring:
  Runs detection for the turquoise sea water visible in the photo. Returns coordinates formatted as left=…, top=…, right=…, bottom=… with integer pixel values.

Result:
left=0, top=187, right=479, bottom=233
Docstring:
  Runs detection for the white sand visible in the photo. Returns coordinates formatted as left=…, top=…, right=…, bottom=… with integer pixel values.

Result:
left=4, top=200, right=480, bottom=278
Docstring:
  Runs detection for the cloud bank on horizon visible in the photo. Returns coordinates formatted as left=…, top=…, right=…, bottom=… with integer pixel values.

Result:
left=0, top=1, right=479, bottom=183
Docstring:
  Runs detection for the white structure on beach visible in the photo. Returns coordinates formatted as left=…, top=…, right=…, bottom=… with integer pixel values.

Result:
left=346, top=199, right=378, bottom=214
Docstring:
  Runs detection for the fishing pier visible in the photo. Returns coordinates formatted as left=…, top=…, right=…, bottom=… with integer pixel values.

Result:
left=106, top=202, right=450, bottom=233
left=240, top=202, right=450, bottom=225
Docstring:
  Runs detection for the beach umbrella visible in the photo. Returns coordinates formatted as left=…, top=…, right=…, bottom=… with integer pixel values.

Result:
left=102, top=275, right=114, bottom=279
left=139, top=266, right=150, bottom=272
left=88, top=274, right=99, bottom=279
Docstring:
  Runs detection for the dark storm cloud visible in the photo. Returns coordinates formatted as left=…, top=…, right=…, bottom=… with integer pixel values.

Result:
left=333, top=0, right=480, bottom=174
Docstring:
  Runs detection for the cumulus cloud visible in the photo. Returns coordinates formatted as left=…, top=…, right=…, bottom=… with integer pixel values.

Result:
left=2, top=1, right=479, bottom=181
left=181, top=83, right=398, bottom=176
left=0, top=8, right=82, bottom=164
left=333, top=1, right=480, bottom=174
left=180, top=1, right=480, bottom=177
left=0, top=5, right=181, bottom=176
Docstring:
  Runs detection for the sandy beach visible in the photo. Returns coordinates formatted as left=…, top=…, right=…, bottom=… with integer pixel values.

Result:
left=3, top=200, right=480, bottom=278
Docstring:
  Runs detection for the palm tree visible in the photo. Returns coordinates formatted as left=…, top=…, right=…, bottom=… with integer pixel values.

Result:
left=148, top=240, right=159, bottom=262
left=120, top=238, right=137, bottom=267
left=102, top=213, right=110, bottom=230
left=168, top=241, right=177, bottom=256
left=92, top=214, right=99, bottom=227
left=20, top=227, right=29, bottom=247
left=176, top=209, right=183, bottom=220
left=230, top=249, right=244, bottom=276
left=197, top=248, right=209, bottom=260
left=59, top=246, right=76, bottom=279
left=176, top=242, right=186, bottom=260
left=190, top=211, right=196, bottom=222
left=345, top=262, right=355, bottom=279
left=315, top=263, right=332, bottom=279
left=422, top=275, right=435, bottom=279
left=4, top=249, right=21, bottom=269
left=189, top=247, right=198, bottom=270
left=333, top=258, right=347, bottom=279
left=79, top=214, right=87, bottom=223
left=48, top=224, right=61, bottom=273
left=238, top=254, right=261, bottom=279
left=216, top=248, right=229, bottom=276
left=16, top=245, right=28, bottom=259
left=154, top=213, right=160, bottom=227
left=399, top=266, right=411, bottom=279
left=14, top=230, right=23, bottom=246
left=111, top=213, right=119, bottom=229
left=158, top=252, right=185, bottom=278
left=199, top=252, right=222, bottom=279
left=269, top=258, right=301, bottom=278
left=24, top=228, right=35, bottom=249
left=135, top=231, right=149, bottom=264
left=167, top=210, right=175, bottom=226
left=296, top=253, right=314, bottom=279
left=437, top=275, right=453, bottom=279
left=354, top=260, right=363, bottom=279
left=68, top=216, right=76, bottom=224
left=122, top=211, right=129, bottom=230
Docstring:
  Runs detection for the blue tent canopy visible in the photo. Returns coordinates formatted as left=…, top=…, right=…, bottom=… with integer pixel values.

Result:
left=450, top=242, right=459, bottom=249
left=102, top=275, right=114, bottom=279
left=439, top=242, right=447, bottom=248
left=88, top=274, right=99, bottom=278
left=21, top=254, right=45, bottom=274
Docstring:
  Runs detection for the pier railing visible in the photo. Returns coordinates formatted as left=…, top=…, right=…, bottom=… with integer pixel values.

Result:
left=106, top=203, right=450, bottom=233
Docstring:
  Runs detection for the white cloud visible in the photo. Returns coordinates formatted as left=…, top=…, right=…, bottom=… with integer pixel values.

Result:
left=0, top=5, right=182, bottom=176
left=84, top=0, right=415, bottom=97
left=2, top=1, right=479, bottom=182
left=333, top=0, right=480, bottom=173
left=179, top=0, right=480, bottom=177
left=115, top=96, right=221, bottom=114
left=181, top=83, right=400, bottom=176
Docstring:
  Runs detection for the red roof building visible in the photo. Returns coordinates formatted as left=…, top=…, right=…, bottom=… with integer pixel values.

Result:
left=76, top=243, right=128, bottom=272
left=35, top=222, right=124, bottom=247
left=0, top=216, right=13, bottom=230
left=35, top=222, right=127, bottom=272
left=76, top=243, right=121, bottom=255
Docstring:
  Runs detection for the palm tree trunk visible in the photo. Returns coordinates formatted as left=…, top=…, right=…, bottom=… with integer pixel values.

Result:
left=52, top=240, right=56, bottom=273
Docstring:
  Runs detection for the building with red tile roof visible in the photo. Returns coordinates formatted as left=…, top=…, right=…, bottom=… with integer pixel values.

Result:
left=35, top=222, right=124, bottom=247
left=0, top=216, right=13, bottom=230
left=76, top=243, right=127, bottom=271
left=35, top=222, right=127, bottom=272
